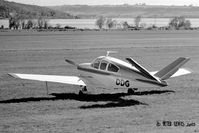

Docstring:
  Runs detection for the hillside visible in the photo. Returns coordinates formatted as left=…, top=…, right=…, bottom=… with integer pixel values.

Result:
left=49, top=5, right=199, bottom=18
left=0, top=0, right=78, bottom=19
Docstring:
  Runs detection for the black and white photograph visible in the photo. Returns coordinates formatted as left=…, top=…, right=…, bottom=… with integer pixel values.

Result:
left=0, top=0, right=199, bottom=132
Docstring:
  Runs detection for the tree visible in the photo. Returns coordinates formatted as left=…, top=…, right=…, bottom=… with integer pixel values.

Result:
left=178, top=16, right=186, bottom=28
left=95, top=16, right=105, bottom=29
left=169, top=16, right=191, bottom=30
left=26, top=19, right=33, bottom=29
left=134, top=15, right=141, bottom=27
left=9, top=17, right=16, bottom=29
left=37, top=18, right=44, bottom=29
left=21, top=20, right=26, bottom=29
left=169, top=17, right=178, bottom=29
left=9, top=13, right=21, bottom=29
left=184, top=20, right=191, bottom=29
left=44, top=19, right=49, bottom=29
left=122, top=21, right=130, bottom=29
left=56, top=24, right=61, bottom=29
left=106, top=18, right=116, bottom=29
left=140, top=23, right=147, bottom=29
left=37, top=18, right=48, bottom=29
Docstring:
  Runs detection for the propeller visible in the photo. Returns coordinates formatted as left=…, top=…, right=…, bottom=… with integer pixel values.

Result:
left=65, top=59, right=79, bottom=67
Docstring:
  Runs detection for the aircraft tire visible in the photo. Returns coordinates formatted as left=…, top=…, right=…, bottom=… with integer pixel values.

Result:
left=79, top=90, right=84, bottom=95
left=127, top=88, right=135, bottom=94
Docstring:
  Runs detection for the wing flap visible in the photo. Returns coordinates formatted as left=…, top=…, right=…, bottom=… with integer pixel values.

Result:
left=8, top=73, right=86, bottom=86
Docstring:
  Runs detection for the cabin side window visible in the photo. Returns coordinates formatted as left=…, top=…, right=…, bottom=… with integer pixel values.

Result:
left=100, top=60, right=108, bottom=70
left=108, top=63, right=119, bottom=72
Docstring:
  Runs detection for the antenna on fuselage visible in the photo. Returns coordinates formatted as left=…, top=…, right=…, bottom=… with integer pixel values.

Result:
left=106, top=51, right=117, bottom=56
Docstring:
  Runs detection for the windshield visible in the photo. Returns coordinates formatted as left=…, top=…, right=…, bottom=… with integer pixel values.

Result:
left=92, top=59, right=101, bottom=69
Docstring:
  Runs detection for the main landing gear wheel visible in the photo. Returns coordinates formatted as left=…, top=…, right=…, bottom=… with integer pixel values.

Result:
left=127, top=88, right=135, bottom=94
left=79, top=90, right=84, bottom=95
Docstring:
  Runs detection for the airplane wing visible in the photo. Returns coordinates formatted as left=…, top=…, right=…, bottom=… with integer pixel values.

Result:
left=8, top=73, right=86, bottom=86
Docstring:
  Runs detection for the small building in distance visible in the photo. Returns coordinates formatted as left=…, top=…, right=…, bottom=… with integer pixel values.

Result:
left=0, top=18, right=9, bottom=29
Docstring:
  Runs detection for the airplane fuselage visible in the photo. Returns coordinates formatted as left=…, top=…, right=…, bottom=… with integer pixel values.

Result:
left=77, top=56, right=164, bottom=93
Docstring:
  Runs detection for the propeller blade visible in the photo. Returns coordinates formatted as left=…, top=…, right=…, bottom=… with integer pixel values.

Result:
left=65, top=59, right=78, bottom=66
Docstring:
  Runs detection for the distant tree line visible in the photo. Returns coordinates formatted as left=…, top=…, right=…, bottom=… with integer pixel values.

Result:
left=95, top=16, right=193, bottom=30
left=9, top=17, right=49, bottom=29
left=5, top=14, right=194, bottom=30
left=9, top=18, right=76, bottom=30
left=95, top=15, right=144, bottom=30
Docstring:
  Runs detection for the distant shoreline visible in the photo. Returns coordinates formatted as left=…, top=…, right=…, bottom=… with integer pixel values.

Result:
left=1, top=27, right=199, bottom=33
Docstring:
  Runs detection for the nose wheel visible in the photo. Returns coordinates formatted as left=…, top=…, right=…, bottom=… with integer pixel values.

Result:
left=127, top=88, right=138, bottom=94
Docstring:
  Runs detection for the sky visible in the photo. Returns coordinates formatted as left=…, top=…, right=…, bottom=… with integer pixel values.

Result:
left=7, top=0, right=199, bottom=6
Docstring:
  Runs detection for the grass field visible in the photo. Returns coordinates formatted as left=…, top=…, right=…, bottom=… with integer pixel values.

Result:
left=0, top=30, right=199, bottom=132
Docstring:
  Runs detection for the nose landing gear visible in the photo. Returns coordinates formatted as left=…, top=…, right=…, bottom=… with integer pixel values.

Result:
left=127, top=88, right=138, bottom=94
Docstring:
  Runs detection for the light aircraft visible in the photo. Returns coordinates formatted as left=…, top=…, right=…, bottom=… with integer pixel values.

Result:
left=8, top=51, right=191, bottom=95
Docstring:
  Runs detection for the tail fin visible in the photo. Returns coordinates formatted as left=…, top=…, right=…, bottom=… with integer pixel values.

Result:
left=154, top=57, right=190, bottom=80
left=126, top=57, right=158, bottom=81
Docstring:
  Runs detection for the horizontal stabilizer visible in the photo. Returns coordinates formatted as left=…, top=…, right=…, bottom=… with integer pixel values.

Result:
left=170, top=68, right=191, bottom=78
left=154, top=57, right=190, bottom=80
left=8, top=73, right=86, bottom=86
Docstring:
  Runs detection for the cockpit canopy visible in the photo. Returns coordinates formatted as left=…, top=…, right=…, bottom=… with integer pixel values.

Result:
left=91, top=57, right=119, bottom=73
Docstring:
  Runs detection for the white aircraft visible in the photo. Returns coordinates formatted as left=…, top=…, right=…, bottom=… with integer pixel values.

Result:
left=9, top=51, right=191, bottom=95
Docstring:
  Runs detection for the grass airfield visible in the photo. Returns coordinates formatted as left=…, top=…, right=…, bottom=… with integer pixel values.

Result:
left=0, top=30, right=199, bottom=132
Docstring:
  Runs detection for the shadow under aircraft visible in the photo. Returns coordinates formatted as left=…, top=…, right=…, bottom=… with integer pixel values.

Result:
left=0, top=90, right=174, bottom=108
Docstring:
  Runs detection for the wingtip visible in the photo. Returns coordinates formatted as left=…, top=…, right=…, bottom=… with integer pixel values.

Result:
left=179, top=57, right=190, bottom=61
left=183, top=68, right=192, bottom=73
left=8, top=73, right=18, bottom=78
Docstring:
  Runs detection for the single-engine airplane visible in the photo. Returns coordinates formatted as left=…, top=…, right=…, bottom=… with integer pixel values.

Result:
left=9, top=51, right=191, bottom=95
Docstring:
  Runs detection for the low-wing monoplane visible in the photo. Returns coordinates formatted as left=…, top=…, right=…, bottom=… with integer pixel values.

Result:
left=9, top=51, right=191, bottom=95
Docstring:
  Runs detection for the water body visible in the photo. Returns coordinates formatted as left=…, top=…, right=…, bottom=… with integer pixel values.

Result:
left=48, top=18, right=199, bottom=29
